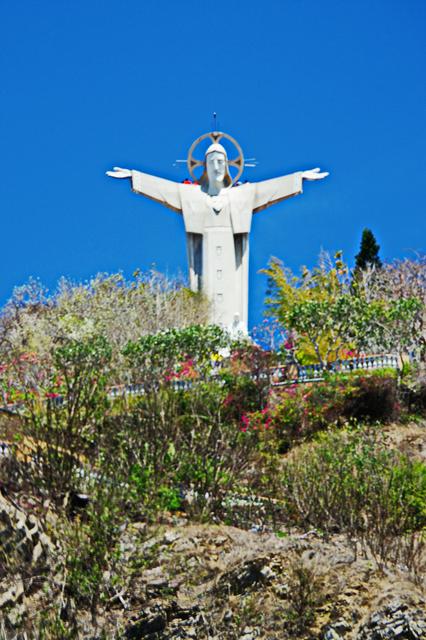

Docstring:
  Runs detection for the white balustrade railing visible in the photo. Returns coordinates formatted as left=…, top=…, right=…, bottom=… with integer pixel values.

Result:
left=271, top=353, right=399, bottom=386
left=0, top=354, right=400, bottom=413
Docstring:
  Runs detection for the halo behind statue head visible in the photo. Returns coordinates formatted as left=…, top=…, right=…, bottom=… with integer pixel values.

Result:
left=187, top=131, right=244, bottom=186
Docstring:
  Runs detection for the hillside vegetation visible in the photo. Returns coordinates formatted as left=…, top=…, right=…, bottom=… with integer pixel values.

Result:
left=0, top=256, right=425, bottom=639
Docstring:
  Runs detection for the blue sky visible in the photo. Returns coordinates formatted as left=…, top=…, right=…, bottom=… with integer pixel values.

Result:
left=1, top=0, right=425, bottom=328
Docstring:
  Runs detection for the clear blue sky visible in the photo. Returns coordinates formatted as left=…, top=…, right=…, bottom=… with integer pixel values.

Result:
left=1, top=0, right=425, bottom=328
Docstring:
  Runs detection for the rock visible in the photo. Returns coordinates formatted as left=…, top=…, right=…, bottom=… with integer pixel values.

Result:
left=6, top=602, right=26, bottom=628
left=260, top=564, right=276, bottom=580
left=163, top=530, right=180, bottom=545
left=0, top=493, right=53, bottom=567
left=125, top=609, right=167, bottom=638
left=125, top=601, right=203, bottom=639
left=324, top=630, right=343, bottom=640
left=131, top=521, right=148, bottom=535
left=274, top=582, right=289, bottom=598
left=0, top=493, right=54, bottom=633
left=357, top=599, right=426, bottom=639
left=172, top=603, right=200, bottom=621
left=32, top=540, right=44, bottom=564
left=173, top=537, right=194, bottom=553
left=333, top=618, right=351, bottom=633
left=143, top=566, right=171, bottom=597
left=323, top=618, right=351, bottom=638
left=141, top=536, right=160, bottom=552
left=0, top=579, right=24, bottom=608
left=223, top=609, right=233, bottom=623
left=216, top=558, right=269, bottom=595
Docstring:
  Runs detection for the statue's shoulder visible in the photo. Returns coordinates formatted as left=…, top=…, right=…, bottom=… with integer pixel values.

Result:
left=179, top=183, right=205, bottom=205
left=179, top=183, right=202, bottom=192
left=228, top=182, right=255, bottom=203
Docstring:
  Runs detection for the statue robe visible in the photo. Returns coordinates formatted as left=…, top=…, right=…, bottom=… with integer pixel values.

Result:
left=131, top=171, right=303, bottom=330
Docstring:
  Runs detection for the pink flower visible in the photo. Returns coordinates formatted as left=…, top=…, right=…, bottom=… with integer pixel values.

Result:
left=264, top=417, right=272, bottom=429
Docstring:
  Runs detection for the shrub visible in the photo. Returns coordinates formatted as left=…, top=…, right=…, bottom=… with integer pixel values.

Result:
left=0, top=271, right=209, bottom=376
left=269, top=370, right=399, bottom=447
left=108, top=379, right=255, bottom=520
left=284, top=555, right=328, bottom=634
left=341, top=371, right=398, bottom=422
left=401, top=366, right=426, bottom=415
left=122, top=323, right=235, bottom=385
left=0, top=335, right=113, bottom=501
left=281, top=426, right=426, bottom=570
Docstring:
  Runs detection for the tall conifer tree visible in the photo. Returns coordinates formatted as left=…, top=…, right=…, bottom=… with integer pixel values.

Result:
left=355, top=228, right=382, bottom=270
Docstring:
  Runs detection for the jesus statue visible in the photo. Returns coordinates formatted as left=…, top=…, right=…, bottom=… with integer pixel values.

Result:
left=107, top=131, right=328, bottom=332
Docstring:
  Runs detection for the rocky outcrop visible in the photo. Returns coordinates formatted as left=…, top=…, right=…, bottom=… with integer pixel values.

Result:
left=125, top=600, right=208, bottom=640
left=117, top=525, right=426, bottom=640
left=357, top=600, right=426, bottom=640
left=0, top=492, right=54, bottom=632
left=0, top=506, right=425, bottom=638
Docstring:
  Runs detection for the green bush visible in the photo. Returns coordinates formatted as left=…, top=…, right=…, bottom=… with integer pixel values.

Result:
left=281, top=426, right=426, bottom=569
left=109, top=379, right=254, bottom=520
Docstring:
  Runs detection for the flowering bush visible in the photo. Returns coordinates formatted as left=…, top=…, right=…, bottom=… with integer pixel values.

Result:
left=123, top=324, right=239, bottom=385
left=236, top=370, right=400, bottom=449
left=239, top=407, right=273, bottom=433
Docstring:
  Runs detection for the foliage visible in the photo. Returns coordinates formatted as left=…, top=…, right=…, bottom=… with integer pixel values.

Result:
left=355, top=255, right=426, bottom=360
left=263, top=251, right=424, bottom=365
left=1, top=258, right=425, bottom=632
left=263, top=251, right=353, bottom=365
left=0, top=335, right=112, bottom=499
left=220, top=342, right=278, bottom=419
left=111, top=379, right=255, bottom=519
left=240, top=370, right=399, bottom=449
left=122, top=323, right=237, bottom=383
left=281, top=426, right=426, bottom=569
left=0, top=270, right=209, bottom=377
left=355, top=228, right=382, bottom=271
left=284, top=556, right=328, bottom=635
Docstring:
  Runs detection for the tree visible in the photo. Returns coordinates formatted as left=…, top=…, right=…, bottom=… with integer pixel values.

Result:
left=263, top=251, right=424, bottom=366
left=355, top=256, right=426, bottom=361
left=262, top=251, right=356, bottom=366
left=355, top=228, right=382, bottom=271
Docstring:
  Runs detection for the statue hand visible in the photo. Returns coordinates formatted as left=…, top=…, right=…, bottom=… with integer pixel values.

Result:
left=301, top=167, right=329, bottom=180
left=106, top=167, right=132, bottom=179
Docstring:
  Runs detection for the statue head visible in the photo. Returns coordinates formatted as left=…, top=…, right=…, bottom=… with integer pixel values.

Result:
left=200, top=142, right=232, bottom=190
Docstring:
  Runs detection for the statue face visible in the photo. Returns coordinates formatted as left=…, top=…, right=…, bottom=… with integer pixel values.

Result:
left=206, top=151, right=227, bottom=185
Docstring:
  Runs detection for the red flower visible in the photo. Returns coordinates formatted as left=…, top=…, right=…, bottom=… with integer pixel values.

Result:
left=223, top=393, right=234, bottom=406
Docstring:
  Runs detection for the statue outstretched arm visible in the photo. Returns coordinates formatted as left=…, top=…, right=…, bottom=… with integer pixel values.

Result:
left=106, top=167, right=182, bottom=213
left=253, top=168, right=328, bottom=213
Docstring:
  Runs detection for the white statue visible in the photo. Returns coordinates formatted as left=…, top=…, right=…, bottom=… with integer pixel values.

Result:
left=107, top=131, right=328, bottom=332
